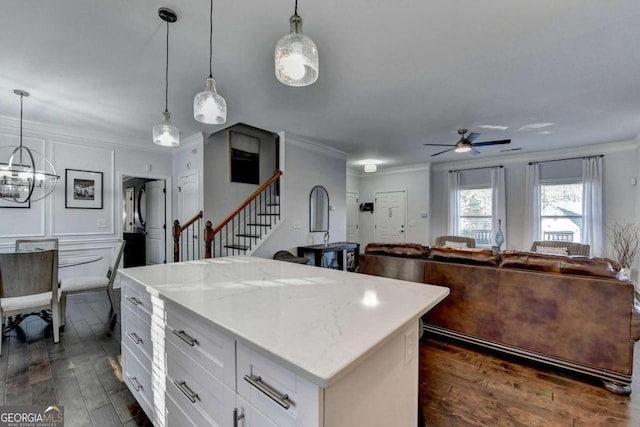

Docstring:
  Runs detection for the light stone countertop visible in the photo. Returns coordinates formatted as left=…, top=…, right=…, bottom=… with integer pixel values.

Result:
left=118, top=256, right=449, bottom=387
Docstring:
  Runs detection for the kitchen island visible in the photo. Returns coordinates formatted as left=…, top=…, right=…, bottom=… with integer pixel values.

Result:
left=118, top=256, right=448, bottom=426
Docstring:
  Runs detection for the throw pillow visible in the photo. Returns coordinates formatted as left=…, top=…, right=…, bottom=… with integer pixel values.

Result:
left=535, top=246, right=568, bottom=256
left=444, top=241, right=468, bottom=249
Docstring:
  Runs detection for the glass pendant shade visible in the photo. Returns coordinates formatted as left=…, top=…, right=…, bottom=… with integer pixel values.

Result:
left=153, top=111, right=180, bottom=147
left=194, top=77, right=227, bottom=124
left=275, top=14, right=318, bottom=87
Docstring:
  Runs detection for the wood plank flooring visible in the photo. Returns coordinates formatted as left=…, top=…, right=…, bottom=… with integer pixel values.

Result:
left=0, top=290, right=151, bottom=427
left=419, top=337, right=640, bottom=426
left=3, top=289, right=640, bottom=426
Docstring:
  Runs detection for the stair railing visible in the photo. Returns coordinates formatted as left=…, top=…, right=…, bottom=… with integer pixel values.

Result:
left=205, top=170, right=282, bottom=258
left=173, top=210, right=203, bottom=262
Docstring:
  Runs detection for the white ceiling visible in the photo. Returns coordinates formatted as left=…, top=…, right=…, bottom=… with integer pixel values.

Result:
left=2, top=1, right=640, bottom=170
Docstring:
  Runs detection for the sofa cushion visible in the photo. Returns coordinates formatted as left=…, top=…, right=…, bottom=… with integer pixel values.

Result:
left=427, top=247, right=500, bottom=266
left=364, top=243, right=429, bottom=258
left=535, top=246, right=569, bottom=255
left=499, top=251, right=622, bottom=279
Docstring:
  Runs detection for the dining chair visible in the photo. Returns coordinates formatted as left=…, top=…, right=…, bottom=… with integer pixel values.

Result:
left=15, top=238, right=59, bottom=252
left=434, top=235, right=476, bottom=248
left=0, top=250, right=60, bottom=356
left=59, top=240, right=126, bottom=326
left=530, top=240, right=590, bottom=256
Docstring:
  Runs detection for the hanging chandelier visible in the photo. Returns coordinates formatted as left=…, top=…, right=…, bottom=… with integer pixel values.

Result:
left=153, top=7, right=180, bottom=147
left=0, top=90, right=60, bottom=204
left=193, top=0, right=227, bottom=124
left=274, top=0, right=319, bottom=87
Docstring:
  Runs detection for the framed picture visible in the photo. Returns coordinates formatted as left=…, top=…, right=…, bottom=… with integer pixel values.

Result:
left=65, top=169, right=103, bottom=209
left=0, top=162, right=31, bottom=208
left=229, top=131, right=260, bottom=185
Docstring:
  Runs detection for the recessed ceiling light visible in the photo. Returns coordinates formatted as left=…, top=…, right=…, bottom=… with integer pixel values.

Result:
left=519, top=123, right=555, bottom=131
left=478, top=125, right=509, bottom=130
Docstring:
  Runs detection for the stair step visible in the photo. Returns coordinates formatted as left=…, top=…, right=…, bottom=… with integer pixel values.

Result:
left=247, top=223, right=271, bottom=227
left=224, top=244, right=250, bottom=251
left=236, top=234, right=260, bottom=238
left=266, top=203, right=280, bottom=207
left=258, top=213, right=279, bottom=216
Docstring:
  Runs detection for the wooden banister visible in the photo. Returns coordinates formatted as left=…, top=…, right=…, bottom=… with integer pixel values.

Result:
left=173, top=210, right=203, bottom=262
left=210, top=170, right=282, bottom=235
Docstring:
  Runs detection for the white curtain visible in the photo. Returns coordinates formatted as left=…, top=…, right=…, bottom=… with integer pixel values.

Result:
left=524, top=163, right=541, bottom=247
left=447, top=171, right=461, bottom=235
left=582, top=156, right=603, bottom=256
left=490, top=167, right=507, bottom=249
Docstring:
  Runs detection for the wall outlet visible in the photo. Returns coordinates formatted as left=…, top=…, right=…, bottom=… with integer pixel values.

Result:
left=97, top=219, right=107, bottom=228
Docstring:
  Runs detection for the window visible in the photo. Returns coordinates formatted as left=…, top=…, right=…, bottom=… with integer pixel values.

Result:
left=458, top=186, right=493, bottom=246
left=540, top=181, right=583, bottom=242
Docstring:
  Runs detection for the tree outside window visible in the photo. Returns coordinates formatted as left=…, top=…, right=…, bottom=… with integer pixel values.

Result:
left=459, top=187, right=492, bottom=246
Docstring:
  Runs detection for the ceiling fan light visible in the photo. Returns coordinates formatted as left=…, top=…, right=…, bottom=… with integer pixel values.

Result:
left=194, top=77, right=227, bottom=124
left=454, top=144, right=472, bottom=153
left=153, top=111, right=180, bottom=147
left=275, top=13, right=318, bottom=86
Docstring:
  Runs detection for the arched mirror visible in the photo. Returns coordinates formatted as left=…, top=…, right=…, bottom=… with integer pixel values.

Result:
left=309, top=185, right=329, bottom=232
left=137, top=187, right=146, bottom=227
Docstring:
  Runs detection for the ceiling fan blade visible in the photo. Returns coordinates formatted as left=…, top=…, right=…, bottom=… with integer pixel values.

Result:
left=423, top=144, right=456, bottom=147
left=430, top=147, right=455, bottom=157
left=466, top=132, right=481, bottom=143
left=470, top=148, right=481, bottom=156
left=471, top=139, right=511, bottom=147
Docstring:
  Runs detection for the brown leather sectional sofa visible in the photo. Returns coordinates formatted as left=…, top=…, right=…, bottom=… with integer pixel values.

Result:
left=358, top=243, right=640, bottom=394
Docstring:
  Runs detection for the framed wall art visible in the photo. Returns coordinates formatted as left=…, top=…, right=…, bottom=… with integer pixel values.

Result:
left=65, top=169, right=103, bottom=209
left=229, top=131, right=260, bottom=185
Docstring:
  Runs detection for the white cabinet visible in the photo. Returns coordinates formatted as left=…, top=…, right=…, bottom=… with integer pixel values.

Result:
left=121, top=272, right=422, bottom=427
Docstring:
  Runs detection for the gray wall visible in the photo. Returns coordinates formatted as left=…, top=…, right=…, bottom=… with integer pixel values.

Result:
left=429, top=141, right=638, bottom=258
left=253, top=135, right=347, bottom=257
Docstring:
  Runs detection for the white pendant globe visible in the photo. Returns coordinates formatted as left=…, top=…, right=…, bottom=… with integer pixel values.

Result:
left=194, top=76, right=227, bottom=124
left=275, top=14, right=318, bottom=87
left=153, top=111, right=180, bottom=147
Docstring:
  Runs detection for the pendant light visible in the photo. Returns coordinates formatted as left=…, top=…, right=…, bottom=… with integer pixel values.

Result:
left=153, top=7, right=179, bottom=147
left=274, top=0, right=319, bottom=87
left=0, top=90, right=60, bottom=204
left=193, top=0, right=227, bottom=124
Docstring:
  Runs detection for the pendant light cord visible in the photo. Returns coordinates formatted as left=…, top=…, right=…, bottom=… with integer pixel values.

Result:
left=19, top=94, right=23, bottom=165
left=294, top=0, right=298, bottom=15
left=209, top=0, right=213, bottom=78
left=164, top=20, right=169, bottom=113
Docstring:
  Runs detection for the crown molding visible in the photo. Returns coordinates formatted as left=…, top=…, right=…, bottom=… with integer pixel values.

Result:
left=355, top=162, right=431, bottom=178
left=284, top=133, right=347, bottom=160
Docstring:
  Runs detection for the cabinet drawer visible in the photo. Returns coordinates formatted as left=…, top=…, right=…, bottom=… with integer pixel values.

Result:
left=121, top=277, right=152, bottom=322
left=122, top=342, right=153, bottom=422
left=165, top=299, right=235, bottom=389
left=236, top=395, right=278, bottom=427
left=166, top=386, right=214, bottom=427
left=166, top=338, right=236, bottom=425
left=122, top=305, right=152, bottom=361
left=237, top=342, right=321, bottom=427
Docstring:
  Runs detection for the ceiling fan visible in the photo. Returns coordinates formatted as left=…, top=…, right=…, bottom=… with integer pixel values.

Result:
left=424, top=129, right=511, bottom=157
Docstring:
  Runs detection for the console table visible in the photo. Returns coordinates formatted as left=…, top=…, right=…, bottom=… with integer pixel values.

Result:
left=297, top=242, right=360, bottom=271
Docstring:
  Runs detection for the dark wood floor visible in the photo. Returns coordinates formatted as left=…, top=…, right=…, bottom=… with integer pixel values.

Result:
left=419, top=337, right=640, bottom=426
left=0, top=290, right=151, bottom=427
left=4, top=291, right=640, bottom=427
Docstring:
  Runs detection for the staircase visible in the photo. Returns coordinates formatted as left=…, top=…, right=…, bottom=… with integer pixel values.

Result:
left=204, top=170, right=282, bottom=258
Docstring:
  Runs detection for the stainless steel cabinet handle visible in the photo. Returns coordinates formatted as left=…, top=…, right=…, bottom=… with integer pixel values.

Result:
left=127, top=375, right=142, bottom=392
left=172, top=329, right=198, bottom=346
left=243, top=374, right=291, bottom=409
left=127, top=332, right=142, bottom=345
left=233, top=408, right=245, bottom=427
left=126, top=296, right=141, bottom=306
left=173, top=380, right=199, bottom=403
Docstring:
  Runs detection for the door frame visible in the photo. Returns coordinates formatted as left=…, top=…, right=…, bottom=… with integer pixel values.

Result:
left=346, top=191, right=359, bottom=243
left=374, top=189, right=407, bottom=243
left=118, top=171, right=172, bottom=264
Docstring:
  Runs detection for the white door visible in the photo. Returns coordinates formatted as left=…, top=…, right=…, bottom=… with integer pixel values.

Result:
left=146, top=180, right=166, bottom=264
left=346, top=192, right=359, bottom=243
left=179, top=172, right=199, bottom=224
left=374, top=190, right=406, bottom=243
left=178, top=173, right=200, bottom=261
